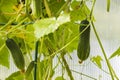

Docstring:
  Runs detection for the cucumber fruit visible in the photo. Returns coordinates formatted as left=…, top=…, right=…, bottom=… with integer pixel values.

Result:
left=6, top=38, right=25, bottom=70
left=77, top=19, right=90, bottom=63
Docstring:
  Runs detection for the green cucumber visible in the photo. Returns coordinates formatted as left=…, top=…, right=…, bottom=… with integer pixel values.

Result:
left=6, top=38, right=25, bottom=70
left=77, top=19, right=90, bottom=63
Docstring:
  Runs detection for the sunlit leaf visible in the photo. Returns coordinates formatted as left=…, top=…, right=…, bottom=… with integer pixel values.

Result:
left=109, top=47, right=120, bottom=59
left=91, top=55, right=103, bottom=68
left=34, top=13, right=70, bottom=39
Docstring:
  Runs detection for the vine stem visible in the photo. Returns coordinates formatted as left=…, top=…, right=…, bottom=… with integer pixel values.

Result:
left=107, top=0, right=110, bottom=12
left=0, top=17, right=16, bottom=30
left=71, top=69, right=97, bottom=80
left=34, top=40, right=39, bottom=80
left=91, top=21, right=114, bottom=80
left=61, top=51, right=74, bottom=80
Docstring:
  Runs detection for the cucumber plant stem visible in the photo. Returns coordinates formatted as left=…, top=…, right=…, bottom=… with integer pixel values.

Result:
left=107, top=0, right=110, bottom=12
left=71, top=69, right=97, bottom=80
left=34, top=40, right=39, bottom=80
left=91, top=21, right=114, bottom=80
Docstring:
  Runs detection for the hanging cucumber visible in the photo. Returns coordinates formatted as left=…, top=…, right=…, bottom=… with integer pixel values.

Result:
left=77, top=19, right=90, bottom=63
left=6, top=38, right=25, bottom=71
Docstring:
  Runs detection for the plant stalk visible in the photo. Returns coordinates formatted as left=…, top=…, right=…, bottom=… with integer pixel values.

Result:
left=34, top=40, right=39, bottom=80
left=71, top=69, right=97, bottom=80
left=91, top=21, right=114, bottom=80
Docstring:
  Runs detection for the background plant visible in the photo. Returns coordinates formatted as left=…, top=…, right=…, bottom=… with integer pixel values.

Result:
left=0, top=0, right=120, bottom=80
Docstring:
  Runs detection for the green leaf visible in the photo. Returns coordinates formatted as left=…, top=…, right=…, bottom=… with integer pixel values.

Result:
left=25, top=24, right=36, bottom=51
left=49, top=0, right=65, bottom=16
left=40, top=21, right=79, bottom=55
left=54, top=22, right=79, bottom=53
left=34, top=13, right=70, bottom=39
left=0, top=10, right=7, bottom=23
left=71, top=0, right=80, bottom=10
left=0, top=0, right=17, bottom=12
left=5, top=71, right=21, bottom=80
left=13, top=74, right=24, bottom=80
left=91, top=55, right=103, bottom=69
left=70, top=1, right=90, bottom=21
left=109, top=47, right=120, bottom=59
left=55, top=76, right=65, bottom=80
left=0, top=38, right=9, bottom=68
left=0, top=0, right=17, bottom=22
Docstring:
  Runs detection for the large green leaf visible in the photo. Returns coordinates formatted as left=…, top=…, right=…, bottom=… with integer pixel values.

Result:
left=0, top=38, right=9, bottom=68
left=25, top=24, right=36, bottom=51
left=54, top=22, right=79, bottom=53
left=33, top=13, right=70, bottom=39
left=40, top=21, right=79, bottom=55
left=109, top=47, right=120, bottom=59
